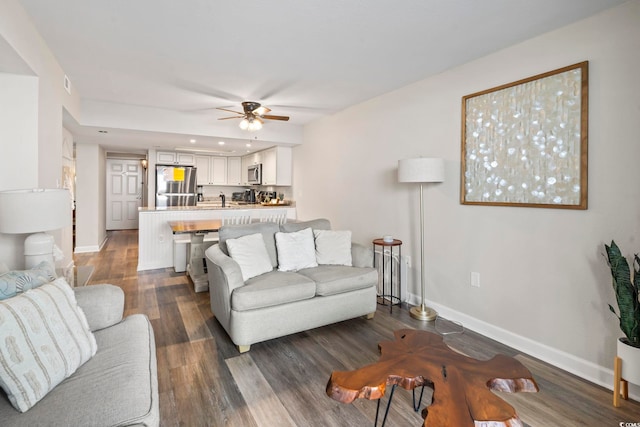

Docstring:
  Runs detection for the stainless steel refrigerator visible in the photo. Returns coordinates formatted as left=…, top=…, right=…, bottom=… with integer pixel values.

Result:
left=155, top=165, right=197, bottom=208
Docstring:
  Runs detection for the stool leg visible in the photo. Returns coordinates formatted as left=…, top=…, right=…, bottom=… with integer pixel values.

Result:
left=613, top=356, right=622, bottom=407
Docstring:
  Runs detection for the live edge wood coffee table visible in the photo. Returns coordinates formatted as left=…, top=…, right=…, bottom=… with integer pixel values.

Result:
left=326, top=329, right=538, bottom=427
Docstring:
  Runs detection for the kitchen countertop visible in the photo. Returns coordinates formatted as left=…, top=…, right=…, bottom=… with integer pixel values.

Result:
left=139, top=201, right=294, bottom=212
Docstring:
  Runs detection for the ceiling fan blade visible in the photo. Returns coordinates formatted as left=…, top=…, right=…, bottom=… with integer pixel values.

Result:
left=254, top=106, right=271, bottom=116
left=262, top=115, right=290, bottom=121
left=218, top=116, right=244, bottom=120
left=216, top=107, right=244, bottom=115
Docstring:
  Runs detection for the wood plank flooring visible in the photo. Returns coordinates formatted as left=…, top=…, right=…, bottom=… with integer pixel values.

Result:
left=74, top=230, right=640, bottom=427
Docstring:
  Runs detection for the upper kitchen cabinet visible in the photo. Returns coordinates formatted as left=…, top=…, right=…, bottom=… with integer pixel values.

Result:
left=157, top=151, right=195, bottom=165
left=195, top=155, right=227, bottom=185
left=261, top=146, right=292, bottom=186
left=227, top=157, right=242, bottom=186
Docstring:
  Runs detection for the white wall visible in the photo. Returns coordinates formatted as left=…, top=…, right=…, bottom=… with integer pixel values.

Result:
left=296, top=1, right=640, bottom=394
left=0, top=73, right=39, bottom=268
left=0, top=0, right=81, bottom=269
left=75, top=143, right=107, bottom=253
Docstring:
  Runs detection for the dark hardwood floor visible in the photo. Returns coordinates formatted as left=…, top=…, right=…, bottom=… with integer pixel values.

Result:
left=74, top=230, right=640, bottom=426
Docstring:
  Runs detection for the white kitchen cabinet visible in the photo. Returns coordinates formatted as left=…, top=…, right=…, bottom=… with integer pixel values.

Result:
left=227, top=157, right=242, bottom=186
left=195, top=156, right=210, bottom=185
left=261, top=146, right=292, bottom=186
left=211, top=157, right=227, bottom=185
left=195, top=155, right=227, bottom=185
left=157, top=151, right=195, bottom=165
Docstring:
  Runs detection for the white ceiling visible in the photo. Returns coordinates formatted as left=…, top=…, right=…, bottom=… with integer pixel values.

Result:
left=19, top=0, right=626, bottom=154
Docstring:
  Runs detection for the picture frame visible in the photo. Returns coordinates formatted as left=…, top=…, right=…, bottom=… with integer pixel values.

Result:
left=460, top=61, right=588, bottom=209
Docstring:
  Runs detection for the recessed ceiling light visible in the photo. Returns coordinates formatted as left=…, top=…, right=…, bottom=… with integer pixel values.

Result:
left=189, top=139, right=196, bottom=144
left=98, top=130, right=108, bottom=134
left=246, top=143, right=251, bottom=147
left=218, top=141, right=225, bottom=145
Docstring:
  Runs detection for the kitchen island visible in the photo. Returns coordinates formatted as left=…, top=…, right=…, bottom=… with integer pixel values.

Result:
left=137, top=204, right=296, bottom=271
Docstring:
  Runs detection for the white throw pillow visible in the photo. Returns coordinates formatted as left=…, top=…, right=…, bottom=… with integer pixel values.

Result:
left=0, top=277, right=97, bottom=412
left=226, top=233, right=273, bottom=281
left=275, top=227, right=318, bottom=272
left=314, top=229, right=353, bottom=266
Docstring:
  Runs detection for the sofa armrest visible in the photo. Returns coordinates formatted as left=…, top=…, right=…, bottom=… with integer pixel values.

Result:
left=74, top=284, right=124, bottom=331
left=205, top=244, right=245, bottom=331
left=351, top=242, right=374, bottom=268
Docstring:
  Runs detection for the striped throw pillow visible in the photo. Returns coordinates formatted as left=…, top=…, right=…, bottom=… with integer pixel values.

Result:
left=0, top=277, right=97, bottom=412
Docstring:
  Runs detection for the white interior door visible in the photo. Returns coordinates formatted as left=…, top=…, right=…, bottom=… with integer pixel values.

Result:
left=107, top=159, right=142, bottom=230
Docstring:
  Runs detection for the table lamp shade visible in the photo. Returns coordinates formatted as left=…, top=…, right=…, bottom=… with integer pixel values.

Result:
left=398, top=158, right=445, bottom=183
left=0, top=189, right=71, bottom=234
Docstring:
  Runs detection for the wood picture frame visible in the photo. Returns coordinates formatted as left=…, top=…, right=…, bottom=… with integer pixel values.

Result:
left=461, top=61, right=588, bottom=209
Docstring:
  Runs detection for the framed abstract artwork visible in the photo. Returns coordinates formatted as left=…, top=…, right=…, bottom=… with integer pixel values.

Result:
left=461, top=61, right=588, bottom=209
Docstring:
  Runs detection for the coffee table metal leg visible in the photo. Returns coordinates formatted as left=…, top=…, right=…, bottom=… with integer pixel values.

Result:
left=412, top=385, right=426, bottom=412
left=374, top=384, right=397, bottom=427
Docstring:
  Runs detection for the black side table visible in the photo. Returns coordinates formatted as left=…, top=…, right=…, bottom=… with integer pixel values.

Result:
left=372, top=238, right=402, bottom=313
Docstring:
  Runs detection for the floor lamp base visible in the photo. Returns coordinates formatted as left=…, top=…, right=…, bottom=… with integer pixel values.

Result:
left=409, top=304, right=437, bottom=321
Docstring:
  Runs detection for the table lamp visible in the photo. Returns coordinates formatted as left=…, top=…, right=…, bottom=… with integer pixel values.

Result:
left=398, top=158, right=444, bottom=321
left=0, top=189, right=71, bottom=269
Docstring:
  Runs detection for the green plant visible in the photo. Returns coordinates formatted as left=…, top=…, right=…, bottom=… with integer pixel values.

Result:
left=605, top=241, right=640, bottom=348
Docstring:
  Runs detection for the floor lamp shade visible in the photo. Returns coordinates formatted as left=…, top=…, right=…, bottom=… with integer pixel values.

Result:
left=0, top=189, right=71, bottom=268
left=398, top=158, right=444, bottom=183
left=397, top=158, right=444, bottom=321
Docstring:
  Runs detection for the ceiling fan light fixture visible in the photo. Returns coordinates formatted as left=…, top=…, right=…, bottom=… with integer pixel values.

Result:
left=239, top=118, right=250, bottom=130
left=247, top=117, right=263, bottom=131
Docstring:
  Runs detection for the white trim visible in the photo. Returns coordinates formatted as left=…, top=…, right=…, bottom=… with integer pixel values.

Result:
left=406, top=292, right=640, bottom=401
left=74, top=245, right=99, bottom=253
left=73, top=235, right=108, bottom=254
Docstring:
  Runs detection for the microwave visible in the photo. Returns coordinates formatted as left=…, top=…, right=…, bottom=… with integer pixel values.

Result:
left=247, top=163, right=262, bottom=185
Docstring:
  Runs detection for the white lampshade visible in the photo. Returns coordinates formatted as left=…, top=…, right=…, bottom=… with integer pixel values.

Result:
left=398, top=158, right=445, bottom=183
left=0, top=189, right=71, bottom=234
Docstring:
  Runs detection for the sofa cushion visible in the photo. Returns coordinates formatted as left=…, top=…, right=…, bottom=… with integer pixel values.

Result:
left=313, top=229, right=352, bottom=266
left=73, top=285, right=124, bottom=332
left=298, top=265, right=378, bottom=297
left=0, top=261, right=56, bottom=300
left=0, top=314, right=159, bottom=426
left=280, top=218, right=331, bottom=233
left=275, top=227, right=318, bottom=272
left=231, top=271, right=315, bottom=311
left=226, top=233, right=273, bottom=281
left=0, top=277, right=97, bottom=412
left=219, top=222, right=280, bottom=268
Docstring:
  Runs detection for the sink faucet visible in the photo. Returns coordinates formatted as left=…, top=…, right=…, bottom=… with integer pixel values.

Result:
left=220, top=192, right=226, bottom=208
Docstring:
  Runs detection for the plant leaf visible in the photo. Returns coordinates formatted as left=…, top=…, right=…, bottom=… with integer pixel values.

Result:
left=605, top=241, right=640, bottom=345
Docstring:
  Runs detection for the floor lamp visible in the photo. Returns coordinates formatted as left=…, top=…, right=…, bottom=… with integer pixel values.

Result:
left=398, top=158, right=444, bottom=321
left=0, top=189, right=71, bottom=269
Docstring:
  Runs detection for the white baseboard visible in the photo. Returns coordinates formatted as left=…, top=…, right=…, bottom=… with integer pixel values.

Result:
left=406, top=292, right=640, bottom=401
left=74, top=245, right=100, bottom=253
left=74, top=235, right=108, bottom=254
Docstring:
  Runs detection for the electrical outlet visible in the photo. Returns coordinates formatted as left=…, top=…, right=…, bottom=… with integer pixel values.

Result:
left=405, top=255, right=411, bottom=268
left=159, top=234, right=165, bottom=243
left=471, top=272, right=480, bottom=288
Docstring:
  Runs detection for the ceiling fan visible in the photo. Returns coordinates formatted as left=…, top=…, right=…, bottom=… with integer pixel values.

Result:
left=217, top=101, right=290, bottom=131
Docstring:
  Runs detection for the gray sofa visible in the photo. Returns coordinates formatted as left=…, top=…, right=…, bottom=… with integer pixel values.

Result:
left=204, top=218, right=378, bottom=352
left=0, top=284, right=159, bottom=427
